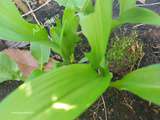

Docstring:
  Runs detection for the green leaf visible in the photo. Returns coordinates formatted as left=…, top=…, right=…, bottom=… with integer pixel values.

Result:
left=0, top=52, right=21, bottom=82
left=54, top=0, right=87, bottom=10
left=119, top=0, right=136, bottom=15
left=0, top=0, right=53, bottom=47
left=113, top=7, right=160, bottom=28
left=52, top=8, right=79, bottom=64
left=0, top=64, right=112, bottom=120
left=111, top=64, right=160, bottom=105
left=27, top=69, right=44, bottom=80
left=54, top=0, right=94, bottom=14
left=81, top=0, right=94, bottom=14
left=79, top=0, right=112, bottom=69
left=31, top=43, right=50, bottom=69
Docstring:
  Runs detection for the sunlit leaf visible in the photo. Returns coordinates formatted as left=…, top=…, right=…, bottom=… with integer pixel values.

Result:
left=111, top=64, right=160, bottom=105
left=0, top=0, right=53, bottom=47
left=0, top=64, right=112, bottom=120
left=80, top=0, right=112, bottom=69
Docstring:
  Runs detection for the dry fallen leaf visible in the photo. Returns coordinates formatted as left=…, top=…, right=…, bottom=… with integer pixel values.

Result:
left=4, top=49, right=38, bottom=78
left=4, top=49, right=55, bottom=78
left=44, top=58, right=55, bottom=72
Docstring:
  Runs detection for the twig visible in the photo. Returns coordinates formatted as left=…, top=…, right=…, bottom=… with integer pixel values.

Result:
left=137, top=52, right=145, bottom=69
left=101, top=96, right=107, bottom=120
left=22, top=0, right=51, bottom=17
left=133, top=24, right=144, bottom=28
left=152, top=45, right=160, bottom=48
left=137, top=2, right=160, bottom=7
left=24, top=0, right=41, bottom=25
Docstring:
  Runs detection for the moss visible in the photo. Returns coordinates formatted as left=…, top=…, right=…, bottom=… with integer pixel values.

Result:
left=107, top=32, right=144, bottom=76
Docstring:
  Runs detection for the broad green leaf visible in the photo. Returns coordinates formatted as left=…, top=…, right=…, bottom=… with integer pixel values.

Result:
left=79, top=0, right=112, bottom=69
left=111, top=64, right=160, bottom=105
left=0, top=0, right=54, bottom=47
left=119, top=0, right=136, bottom=15
left=0, top=52, right=21, bottom=82
left=0, top=64, right=112, bottom=120
left=52, top=8, right=79, bottom=64
left=31, top=43, right=50, bottom=68
left=113, top=7, right=160, bottom=28
left=27, top=69, right=44, bottom=80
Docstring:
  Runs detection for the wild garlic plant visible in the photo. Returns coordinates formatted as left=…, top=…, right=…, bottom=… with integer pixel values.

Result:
left=0, top=0, right=160, bottom=120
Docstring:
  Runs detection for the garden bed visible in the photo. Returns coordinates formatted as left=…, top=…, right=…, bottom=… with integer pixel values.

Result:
left=0, top=0, right=160, bottom=120
left=79, top=25, right=160, bottom=120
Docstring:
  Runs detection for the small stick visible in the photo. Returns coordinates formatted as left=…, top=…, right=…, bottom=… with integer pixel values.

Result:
left=152, top=45, right=160, bottom=49
left=101, top=96, right=107, bottom=120
left=24, top=0, right=41, bottom=25
left=22, top=0, right=51, bottom=17
left=137, top=2, right=160, bottom=7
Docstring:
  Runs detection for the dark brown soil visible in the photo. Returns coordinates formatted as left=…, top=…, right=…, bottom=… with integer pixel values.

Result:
left=79, top=25, right=160, bottom=120
left=0, top=80, right=23, bottom=101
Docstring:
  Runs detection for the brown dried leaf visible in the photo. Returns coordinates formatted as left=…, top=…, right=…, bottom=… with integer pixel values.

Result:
left=44, top=58, right=55, bottom=72
left=4, top=49, right=38, bottom=78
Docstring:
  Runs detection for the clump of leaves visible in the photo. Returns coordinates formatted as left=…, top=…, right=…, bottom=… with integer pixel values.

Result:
left=0, top=0, right=160, bottom=120
left=108, top=32, right=144, bottom=76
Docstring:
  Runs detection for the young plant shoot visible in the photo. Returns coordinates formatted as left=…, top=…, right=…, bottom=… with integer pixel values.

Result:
left=0, top=0, right=160, bottom=120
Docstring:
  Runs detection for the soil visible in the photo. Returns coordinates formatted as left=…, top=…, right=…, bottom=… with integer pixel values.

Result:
left=79, top=25, right=160, bottom=120
left=0, top=0, right=160, bottom=120
left=0, top=80, right=23, bottom=101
